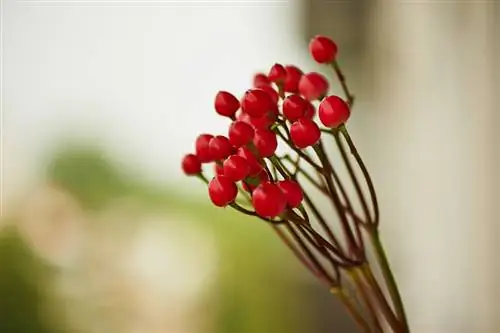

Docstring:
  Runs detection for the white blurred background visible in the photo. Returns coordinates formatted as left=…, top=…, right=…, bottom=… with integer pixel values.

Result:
left=2, top=0, right=499, bottom=332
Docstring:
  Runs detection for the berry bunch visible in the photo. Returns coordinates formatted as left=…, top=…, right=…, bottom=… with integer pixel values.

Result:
left=181, top=36, right=409, bottom=333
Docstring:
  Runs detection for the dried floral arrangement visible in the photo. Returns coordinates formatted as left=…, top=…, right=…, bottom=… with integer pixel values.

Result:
left=181, top=35, right=409, bottom=333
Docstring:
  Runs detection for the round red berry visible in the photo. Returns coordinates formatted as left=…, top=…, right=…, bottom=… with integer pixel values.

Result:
left=241, top=88, right=275, bottom=118
left=209, top=135, right=233, bottom=160
left=208, top=175, right=238, bottom=207
left=237, top=146, right=262, bottom=176
left=283, top=94, right=307, bottom=121
left=304, top=101, right=316, bottom=118
left=298, top=72, right=329, bottom=101
left=283, top=65, right=303, bottom=93
left=214, top=163, right=224, bottom=176
left=268, top=63, right=286, bottom=83
left=259, top=84, right=279, bottom=104
left=181, top=154, right=202, bottom=175
left=253, top=73, right=271, bottom=88
left=195, top=134, right=214, bottom=163
left=290, top=118, right=321, bottom=148
left=223, top=155, right=250, bottom=181
left=214, top=91, right=240, bottom=118
left=228, top=120, right=254, bottom=147
left=252, top=182, right=287, bottom=218
left=243, top=167, right=269, bottom=192
left=253, top=129, right=278, bottom=158
left=309, top=35, right=338, bottom=64
left=318, top=95, right=350, bottom=128
left=277, top=179, right=303, bottom=208
left=238, top=111, right=275, bottom=130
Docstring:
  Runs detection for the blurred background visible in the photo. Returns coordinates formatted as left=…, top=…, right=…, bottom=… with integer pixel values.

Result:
left=1, top=0, right=499, bottom=332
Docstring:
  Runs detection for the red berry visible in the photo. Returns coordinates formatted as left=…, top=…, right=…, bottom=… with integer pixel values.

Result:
left=209, top=135, right=233, bottom=160
left=253, top=129, right=278, bottom=158
left=223, top=155, right=250, bottom=181
left=253, top=73, right=271, bottom=88
left=298, top=72, right=329, bottom=101
left=243, top=167, right=269, bottom=192
left=228, top=120, right=254, bottom=147
left=277, top=179, right=303, bottom=208
left=259, top=85, right=279, bottom=104
left=318, top=95, right=350, bottom=128
left=268, top=63, right=286, bottom=83
left=238, top=111, right=275, bottom=130
left=290, top=118, right=321, bottom=148
left=304, top=101, right=316, bottom=118
left=309, top=35, right=338, bottom=64
left=181, top=154, right=202, bottom=175
left=208, top=175, right=238, bottom=207
left=214, top=163, right=225, bottom=176
left=214, top=91, right=240, bottom=118
left=237, top=146, right=262, bottom=176
left=252, top=182, right=287, bottom=218
left=283, top=94, right=307, bottom=121
left=195, top=134, right=214, bottom=163
left=241, top=88, right=275, bottom=118
left=283, top=65, right=303, bottom=93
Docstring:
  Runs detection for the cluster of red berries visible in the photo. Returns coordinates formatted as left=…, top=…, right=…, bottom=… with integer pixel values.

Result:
left=182, top=35, right=350, bottom=219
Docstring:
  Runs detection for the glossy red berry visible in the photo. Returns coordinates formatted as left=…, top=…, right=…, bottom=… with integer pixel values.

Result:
left=195, top=134, right=214, bottom=163
left=253, top=73, right=271, bottom=88
left=228, top=121, right=254, bottom=147
left=283, top=65, right=303, bottom=93
left=214, top=163, right=225, bottom=176
left=318, top=95, right=350, bottom=128
left=208, top=135, right=233, bottom=160
left=223, top=155, right=250, bottom=181
left=278, top=179, right=303, bottom=208
left=298, top=72, right=329, bottom=101
left=208, top=175, right=238, bottom=207
left=253, top=129, right=278, bottom=158
left=243, top=167, right=269, bottom=192
left=268, top=63, right=286, bottom=83
left=309, top=35, right=338, bottom=64
left=237, top=146, right=262, bottom=176
left=252, top=182, right=287, bottom=218
left=290, top=118, right=321, bottom=148
left=214, top=91, right=240, bottom=118
left=259, top=85, right=279, bottom=104
left=241, top=88, right=275, bottom=118
left=283, top=94, right=307, bottom=121
left=304, top=101, right=316, bottom=119
left=181, top=154, right=202, bottom=175
left=238, top=111, right=275, bottom=130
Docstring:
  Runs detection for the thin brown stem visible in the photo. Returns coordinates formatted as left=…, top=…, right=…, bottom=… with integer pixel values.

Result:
left=348, top=268, right=383, bottom=333
left=332, top=287, right=371, bottom=333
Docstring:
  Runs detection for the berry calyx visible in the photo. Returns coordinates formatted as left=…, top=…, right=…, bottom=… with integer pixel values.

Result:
left=208, top=175, right=238, bottom=207
left=241, top=88, right=275, bottom=118
left=208, top=135, right=233, bottom=161
left=236, top=146, right=262, bottom=176
left=195, top=134, right=214, bottom=163
left=228, top=120, right=254, bottom=147
left=214, top=91, right=240, bottom=118
left=223, top=155, right=250, bottom=181
left=268, top=63, right=286, bottom=83
left=252, top=182, right=287, bottom=218
left=253, top=129, right=278, bottom=158
left=283, top=94, right=308, bottom=121
left=277, top=179, right=303, bottom=208
left=181, top=154, right=202, bottom=175
left=253, top=73, right=271, bottom=88
left=318, top=95, right=350, bottom=128
left=309, top=35, right=338, bottom=64
left=290, top=118, right=321, bottom=148
left=283, top=65, right=303, bottom=93
left=298, top=72, right=329, bottom=101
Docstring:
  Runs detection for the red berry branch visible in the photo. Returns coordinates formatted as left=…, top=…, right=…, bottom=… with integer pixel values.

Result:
left=181, top=35, right=409, bottom=333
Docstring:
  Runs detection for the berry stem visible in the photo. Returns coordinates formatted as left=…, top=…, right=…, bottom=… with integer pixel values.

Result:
left=339, top=125, right=380, bottom=226
left=331, top=60, right=355, bottom=106
left=333, top=288, right=372, bottom=333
